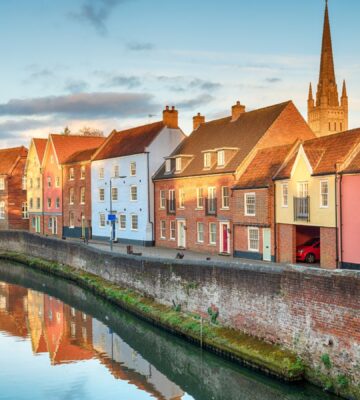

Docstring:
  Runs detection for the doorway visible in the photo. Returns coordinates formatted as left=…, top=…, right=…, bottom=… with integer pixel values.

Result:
left=220, top=222, right=230, bottom=254
left=177, top=220, right=186, bottom=249
left=263, top=228, right=271, bottom=261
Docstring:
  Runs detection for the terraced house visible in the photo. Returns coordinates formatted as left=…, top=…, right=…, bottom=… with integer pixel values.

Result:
left=91, top=106, right=185, bottom=245
left=25, top=138, right=47, bottom=234
left=0, top=146, right=28, bottom=231
left=153, top=101, right=314, bottom=255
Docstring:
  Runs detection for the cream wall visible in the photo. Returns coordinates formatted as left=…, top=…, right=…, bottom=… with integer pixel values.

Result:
left=276, top=154, right=336, bottom=227
left=25, top=141, right=43, bottom=213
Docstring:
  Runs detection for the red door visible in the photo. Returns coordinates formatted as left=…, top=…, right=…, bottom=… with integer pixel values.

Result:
left=222, top=224, right=228, bottom=253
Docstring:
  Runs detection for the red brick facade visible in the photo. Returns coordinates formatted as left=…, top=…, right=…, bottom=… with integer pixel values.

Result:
left=276, top=223, right=296, bottom=264
left=320, top=227, right=337, bottom=269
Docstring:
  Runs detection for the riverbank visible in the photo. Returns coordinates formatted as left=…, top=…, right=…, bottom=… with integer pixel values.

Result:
left=0, top=231, right=359, bottom=399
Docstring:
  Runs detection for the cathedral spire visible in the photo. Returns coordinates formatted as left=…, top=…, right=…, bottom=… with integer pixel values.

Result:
left=342, top=80, right=348, bottom=99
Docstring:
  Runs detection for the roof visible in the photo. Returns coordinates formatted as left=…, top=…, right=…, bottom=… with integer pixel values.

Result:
left=275, top=128, right=360, bottom=179
left=234, top=143, right=294, bottom=189
left=0, top=146, right=28, bottom=175
left=49, top=135, right=106, bottom=165
left=33, top=138, right=47, bottom=164
left=154, top=101, right=295, bottom=180
left=92, top=121, right=165, bottom=161
left=64, top=141, right=106, bottom=164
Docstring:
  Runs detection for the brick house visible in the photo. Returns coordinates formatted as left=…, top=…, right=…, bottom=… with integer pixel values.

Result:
left=62, top=138, right=106, bottom=240
left=153, top=101, right=314, bottom=255
left=42, top=134, right=107, bottom=238
left=25, top=138, right=47, bottom=234
left=0, top=146, right=28, bottom=230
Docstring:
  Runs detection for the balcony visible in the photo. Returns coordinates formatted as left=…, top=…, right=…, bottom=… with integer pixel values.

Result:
left=205, top=198, right=217, bottom=216
left=294, top=197, right=310, bottom=222
left=167, top=199, right=176, bottom=215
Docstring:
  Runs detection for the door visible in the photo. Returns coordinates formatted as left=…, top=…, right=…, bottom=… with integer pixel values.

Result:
left=177, top=221, right=186, bottom=248
left=81, top=215, right=86, bottom=238
left=220, top=223, right=230, bottom=254
left=36, top=217, right=41, bottom=233
left=263, top=228, right=271, bottom=261
left=52, top=217, right=57, bottom=235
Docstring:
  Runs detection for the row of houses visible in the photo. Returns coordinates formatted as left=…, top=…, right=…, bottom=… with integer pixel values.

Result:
left=0, top=100, right=359, bottom=269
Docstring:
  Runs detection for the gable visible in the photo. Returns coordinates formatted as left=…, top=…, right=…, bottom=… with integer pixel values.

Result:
left=291, top=146, right=313, bottom=180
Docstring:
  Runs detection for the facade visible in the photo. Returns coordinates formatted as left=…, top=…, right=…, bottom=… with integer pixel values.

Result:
left=154, top=101, right=314, bottom=255
left=62, top=140, right=106, bottom=240
left=0, top=146, right=28, bottom=231
left=25, top=138, right=47, bottom=234
left=308, top=1, right=348, bottom=137
left=91, top=107, right=185, bottom=245
left=274, top=129, right=360, bottom=269
left=42, top=134, right=107, bottom=238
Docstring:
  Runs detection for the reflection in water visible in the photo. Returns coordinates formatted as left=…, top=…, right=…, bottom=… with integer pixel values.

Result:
left=0, top=262, right=340, bottom=400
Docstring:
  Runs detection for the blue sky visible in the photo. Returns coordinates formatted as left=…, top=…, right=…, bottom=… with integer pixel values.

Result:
left=0, top=0, right=359, bottom=147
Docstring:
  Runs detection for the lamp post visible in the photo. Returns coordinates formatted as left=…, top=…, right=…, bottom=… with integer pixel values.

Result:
left=109, top=175, right=126, bottom=252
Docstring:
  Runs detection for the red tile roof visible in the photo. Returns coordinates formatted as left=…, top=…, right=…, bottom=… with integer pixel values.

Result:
left=64, top=141, right=106, bottom=164
left=92, top=121, right=165, bottom=161
left=343, top=151, right=360, bottom=173
left=33, top=138, right=47, bottom=164
left=50, top=135, right=106, bottom=165
left=0, top=146, right=28, bottom=175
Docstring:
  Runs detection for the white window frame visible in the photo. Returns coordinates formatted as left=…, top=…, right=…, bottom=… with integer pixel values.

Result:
left=130, top=185, right=138, bottom=202
left=0, top=201, right=5, bottom=219
left=204, top=153, right=211, bottom=169
left=113, top=165, right=120, bottom=178
left=0, top=178, right=5, bottom=191
left=130, top=161, right=136, bottom=176
left=99, top=167, right=105, bottom=180
left=36, top=197, right=41, bottom=209
left=111, top=187, right=118, bottom=202
left=36, top=177, right=41, bottom=189
left=196, top=188, right=204, bottom=209
left=47, top=198, right=52, bottom=208
left=69, top=168, right=75, bottom=181
left=160, top=190, right=166, bottom=209
left=47, top=176, right=52, bottom=188
left=281, top=183, right=289, bottom=208
left=165, top=159, right=171, bottom=173
left=320, top=180, right=329, bottom=208
left=221, top=186, right=230, bottom=209
left=119, top=214, right=126, bottom=230
left=55, top=176, right=60, bottom=188
left=209, top=222, right=217, bottom=245
left=170, top=220, right=176, bottom=241
left=197, top=222, right=204, bottom=243
left=160, top=220, right=166, bottom=239
left=179, top=188, right=185, bottom=209
left=131, top=214, right=138, bottom=231
left=245, top=193, right=256, bottom=216
left=22, top=202, right=29, bottom=219
left=80, top=187, right=86, bottom=205
left=248, top=227, right=260, bottom=252
left=175, top=157, right=182, bottom=172
left=69, top=211, right=75, bottom=228
left=80, top=166, right=86, bottom=180
left=169, top=189, right=175, bottom=212
left=99, top=213, right=106, bottom=228
left=69, top=188, right=74, bottom=205
left=98, top=188, right=105, bottom=202
left=55, top=197, right=60, bottom=209
left=217, top=150, right=225, bottom=167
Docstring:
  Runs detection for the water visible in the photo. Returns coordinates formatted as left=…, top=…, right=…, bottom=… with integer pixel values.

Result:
left=0, top=261, right=340, bottom=400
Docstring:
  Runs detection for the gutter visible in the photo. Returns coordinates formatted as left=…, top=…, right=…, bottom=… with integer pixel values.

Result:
left=147, top=153, right=154, bottom=243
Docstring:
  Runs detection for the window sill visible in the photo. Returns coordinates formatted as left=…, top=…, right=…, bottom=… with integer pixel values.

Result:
left=248, top=249, right=259, bottom=253
left=195, top=208, right=204, bottom=211
left=220, top=207, right=230, bottom=211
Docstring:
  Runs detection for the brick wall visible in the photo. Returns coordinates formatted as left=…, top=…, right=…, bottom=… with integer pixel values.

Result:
left=320, top=227, right=337, bottom=269
left=0, top=230, right=359, bottom=392
left=277, top=223, right=296, bottom=263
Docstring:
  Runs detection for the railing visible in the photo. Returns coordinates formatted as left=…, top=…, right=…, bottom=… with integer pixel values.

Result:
left=205, top=198, right=217, bottom=216
left=294, top=197, right=310, bottom=222
left=167, top=199, right=176, bottom=215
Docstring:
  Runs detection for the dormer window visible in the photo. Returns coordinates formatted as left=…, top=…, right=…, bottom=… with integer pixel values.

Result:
left=217, top=150, right=225, bottom=167
left=204, top=153, right=211, bottom=169
left=175, top=157, right=182, bottom=172
left=165, top=159, right=171, bottom=173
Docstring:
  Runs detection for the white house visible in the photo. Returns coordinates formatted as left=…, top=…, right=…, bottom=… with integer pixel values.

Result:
left=91, top=106, right=185, bottom=246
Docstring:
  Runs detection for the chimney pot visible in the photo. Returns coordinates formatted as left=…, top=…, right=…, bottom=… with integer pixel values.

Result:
left=193, top=113, right=205, bottom=130
left=231, top=101, right=246, bottom=121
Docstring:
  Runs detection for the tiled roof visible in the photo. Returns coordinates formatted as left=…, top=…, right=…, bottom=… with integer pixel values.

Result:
left=343, top=150, right=360, bottom=173
left=154, top=101, right=296, bottom=180
left=0, top=146, right=28, bottom=175
left=234, top=143, right=294, bottom=189
left=92, top=121, right=165, bottom=161
left=33, top=138, right=47, bottom=164
left=50, top=135, right=106, bottom=165
left=64, top=141, right=106, bottom=164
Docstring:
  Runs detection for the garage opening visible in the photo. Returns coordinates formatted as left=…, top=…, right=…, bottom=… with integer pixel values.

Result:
left=296, top=226, right=320, bottom=265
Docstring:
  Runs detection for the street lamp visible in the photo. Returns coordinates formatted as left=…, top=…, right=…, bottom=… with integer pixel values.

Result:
left=109, top=175, right=126, bottom=251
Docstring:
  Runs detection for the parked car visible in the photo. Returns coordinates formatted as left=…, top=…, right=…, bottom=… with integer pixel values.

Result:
left=296, top=238, right=320, bottom=263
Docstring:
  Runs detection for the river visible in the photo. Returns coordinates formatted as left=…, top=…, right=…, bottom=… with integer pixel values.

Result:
left=0, top=260, right=340, bottom=400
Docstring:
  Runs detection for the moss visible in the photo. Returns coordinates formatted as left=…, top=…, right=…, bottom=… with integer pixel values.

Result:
left=0, top=251, right=303, bottom=381
left=321, top=353, right=332, bottom=369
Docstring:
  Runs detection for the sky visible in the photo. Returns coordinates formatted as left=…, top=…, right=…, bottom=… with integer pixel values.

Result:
left=0, top=0, right=359, bottom=148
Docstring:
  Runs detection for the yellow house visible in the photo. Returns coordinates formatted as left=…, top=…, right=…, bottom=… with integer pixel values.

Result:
left=274, top=131, right=360, bottom=269
left=25, top=138, right=47, bottom=234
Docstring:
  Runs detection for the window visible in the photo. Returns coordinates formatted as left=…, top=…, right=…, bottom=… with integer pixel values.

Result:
left=22, top=202, right=28, bottom=219
left=209, top=223, right=217, bottom=245
left=69, top=168, right=75, bottom=180
left=69, top=212, right=75, bottom=228
left=0, top=201, right=5, bottom=219
left=217, top=150, right=225, bottom=167
left=179, top=188, right=185, bottom=208
left=204, top=153, right=211, bottom=168
left=245, top=193, right=256, bottom=216
left=113, top=165, right=119, bottom=178
left=55, top=197, right=60, bottom=209
left=175, top=158, right=182, bottom=172
left=208, top=187, right=216, bottom=214
left=165, top=159, right=171, bottom=173
left=248, top=227, right=259, bottom=251
left=69, top=188, right=74, bottom=205
left=131, top=214, right=138, bottom=230
left=47, top=198, right=52, bottom=208
left=99, top=167, right=104, bottom=180
left=111, top=187, right=118, bottom=201
left=169, top=189, right=175, bottom=212
left=197, top=222, right=204, bottom=243
left=160, top=220, right=166, bottom=239
left=119, top=214, right=126, bottom=230
left=80, top=166, right=86, bottom=180
left=47, top=176, right=52, bottom=188
left=29, top=198, right=33, bottom=209
left=99, top=213, right=106, bottom=228
left=99, top=188, right=105, bottom=202
left=320, top=180, right=329, bottom=208
left=32, top=217, right=36, bottom=228
left=80, top=187, right=86, bottom=204
left=130, top=162, right=136, bottom=176
left=36, top=198, right=41, bottom=209
left=0, top=178, right=4, bottom=190
left=282, top=183, right=289, bottom=207
left=170, top=220, right=176, bottom=240
left=48, top=218, right=53, bottom=229
left=160, top=190, right=166, bottom=209
left=36, top=177, right=41, bottom=189
left=130, top=185, right=138, bottom=201
left=29, top=178, right=33, bottom=189
left=55, top=177, right=60, bottom=188
left=222, top=187, right=230, bottom=209
left=22, top=176, right=27, bottom=190
left=196, top=188, right=204, bottom=209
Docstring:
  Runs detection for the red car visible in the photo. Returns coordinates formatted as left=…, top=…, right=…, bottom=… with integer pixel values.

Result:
left=296, top=238, right=320, bottom=263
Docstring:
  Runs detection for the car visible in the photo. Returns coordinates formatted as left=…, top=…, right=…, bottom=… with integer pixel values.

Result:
left=296, top=238, right=320, bottom=263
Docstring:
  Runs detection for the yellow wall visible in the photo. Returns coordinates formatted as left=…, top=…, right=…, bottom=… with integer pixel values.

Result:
left=25, top=141, right=43, bottom=213
left=276, top=152, right=336, bottom=227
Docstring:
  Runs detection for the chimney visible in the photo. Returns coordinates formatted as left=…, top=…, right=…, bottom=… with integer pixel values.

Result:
left=193, top=112, right=205, bottom=131
left=163, top=106, right=178, bottom=129
left=231, top=101, right=246, bottom=121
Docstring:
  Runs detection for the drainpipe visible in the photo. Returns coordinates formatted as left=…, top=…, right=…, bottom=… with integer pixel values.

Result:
left=339, top=173, right=343, bottom=268
left=273, top=183, right=277, bottom=263
left=335, top=171, right=339, bottom=269
left=147, top=152, right=154, bottom=246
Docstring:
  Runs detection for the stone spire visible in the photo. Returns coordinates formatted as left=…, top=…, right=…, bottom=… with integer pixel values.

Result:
left=308, top=83, right=314, bottom=109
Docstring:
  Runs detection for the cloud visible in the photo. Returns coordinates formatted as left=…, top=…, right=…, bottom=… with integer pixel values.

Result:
left=177, top=94, right=214, bottom=110
left=70, top=0, right=128, bottom=35
left=101, top=74, right=141, bottom=89
left=265, top=77, right=282, bottom=83
left=0, top=118, right=53, bottom=133
left=189, top=79, right=222, bottom=91
left=157, top=76, right=221, bottom=93
left=64, top=79, right=90, bottom=93
left=126, top=41, right=155, bottom=51
left=0, top=92, right=158, bottom=119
